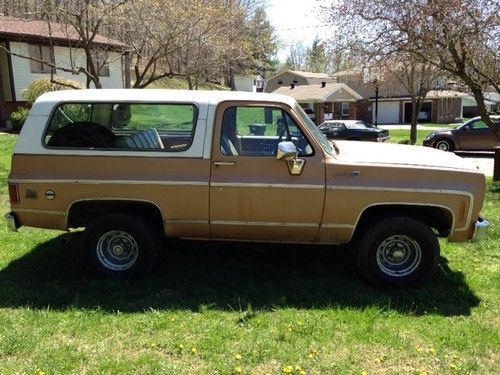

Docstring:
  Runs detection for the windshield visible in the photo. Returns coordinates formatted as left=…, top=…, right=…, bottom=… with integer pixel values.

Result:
left=295, top=104, right=335, bottom=156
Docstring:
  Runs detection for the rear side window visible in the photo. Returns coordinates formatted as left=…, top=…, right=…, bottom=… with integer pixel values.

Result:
left=44, top=102, right=198, bottom=152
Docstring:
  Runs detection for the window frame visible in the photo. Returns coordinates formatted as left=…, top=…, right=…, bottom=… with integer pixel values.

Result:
left=341, top=102, right=350, bottom=117
left=28, top=44, right=53, bottom=74
left=42, top=101, right=200, bottom=153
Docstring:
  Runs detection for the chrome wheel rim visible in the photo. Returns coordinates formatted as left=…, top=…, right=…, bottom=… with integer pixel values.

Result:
left=96, top=230, right=139, bottom=271
left=436, top=141, right=449, bottom=151
left=376, top=235, right=422, bottom=277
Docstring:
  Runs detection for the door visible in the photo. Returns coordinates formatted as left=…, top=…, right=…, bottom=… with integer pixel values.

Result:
left=209, top=102, right=326, bottom=242
left=458, top=119, right=499, bottom=150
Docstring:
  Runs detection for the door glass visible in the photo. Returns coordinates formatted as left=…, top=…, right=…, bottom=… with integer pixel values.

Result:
left=220, top=106, right=313, bottom=157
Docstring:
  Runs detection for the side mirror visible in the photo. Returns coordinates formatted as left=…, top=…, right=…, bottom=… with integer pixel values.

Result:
left=276, top=141, right=297, bottom=160
left=464, top=124, right=471, bottom=132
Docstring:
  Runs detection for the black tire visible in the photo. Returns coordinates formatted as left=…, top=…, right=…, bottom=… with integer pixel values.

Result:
left=435, top=138, right=454, bottom=152
left=356, top=216, right=440, bottom=287
left=81, top=213, right=160, bottom=277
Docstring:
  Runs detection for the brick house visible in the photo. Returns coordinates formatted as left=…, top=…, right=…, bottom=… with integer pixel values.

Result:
left=333, top=68, right=468, bottom=124
left=265, top=70, right=362, bottom=125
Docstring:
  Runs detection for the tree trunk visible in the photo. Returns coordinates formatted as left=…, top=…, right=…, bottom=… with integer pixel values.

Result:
left=187, top=76, right=193, bottom=90
left=410, top=98, right=418, bottom=145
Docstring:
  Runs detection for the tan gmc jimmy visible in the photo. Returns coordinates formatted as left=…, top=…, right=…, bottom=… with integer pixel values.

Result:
left=5, top=89, right=489, bottom=287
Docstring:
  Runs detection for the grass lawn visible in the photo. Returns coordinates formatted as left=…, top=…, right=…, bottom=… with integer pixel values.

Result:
left=0, top=134, right=499, bottom=374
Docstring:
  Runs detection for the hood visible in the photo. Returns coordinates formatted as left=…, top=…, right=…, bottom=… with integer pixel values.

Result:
left=333, top=140, right=479, bottom=172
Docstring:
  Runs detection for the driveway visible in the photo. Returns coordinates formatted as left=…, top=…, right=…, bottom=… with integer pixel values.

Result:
left=458, top=153, right=494, bottom=177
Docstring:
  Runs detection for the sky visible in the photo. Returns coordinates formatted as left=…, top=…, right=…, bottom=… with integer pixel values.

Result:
left=265, top=0, right=331, bottom=62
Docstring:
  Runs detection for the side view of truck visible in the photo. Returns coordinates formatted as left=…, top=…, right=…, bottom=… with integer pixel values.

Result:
left=6, top=89, right=489, bottom=287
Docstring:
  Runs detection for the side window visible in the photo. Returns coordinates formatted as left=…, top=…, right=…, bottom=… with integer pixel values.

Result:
left=44, top=102, right=197, bottom=151
left=471, top=120, right=488, bottom=130
left=220, top=106, right=313, bottom=157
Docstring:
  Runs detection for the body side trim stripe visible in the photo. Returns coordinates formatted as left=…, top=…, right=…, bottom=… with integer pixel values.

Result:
left=9, top=179, right=208, bottom=186
left=210, top=182, right=324, bottom=189
left=211, top=220, right=319, bottom=228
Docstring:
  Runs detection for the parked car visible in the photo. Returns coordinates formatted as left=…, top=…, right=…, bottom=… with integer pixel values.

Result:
left=318, top=120, right=390, bottom=142
left=5, top=89, right=488, bottom=287
left=423, top=115, right=500, bottom=151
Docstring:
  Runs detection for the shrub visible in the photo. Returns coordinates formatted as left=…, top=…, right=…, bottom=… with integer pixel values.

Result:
left=398, top=138, right=411, bottom=144
left=10, top=107, right=30, bottom=132
left=22, top=77, right=84, bottom=104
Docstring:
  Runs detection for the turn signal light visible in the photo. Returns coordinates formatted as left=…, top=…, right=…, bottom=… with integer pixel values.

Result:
left=8, top=183, right=19, bottom=204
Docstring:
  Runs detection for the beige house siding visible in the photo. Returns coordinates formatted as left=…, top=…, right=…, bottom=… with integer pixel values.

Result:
left=9, top=41, right=123, bottom=99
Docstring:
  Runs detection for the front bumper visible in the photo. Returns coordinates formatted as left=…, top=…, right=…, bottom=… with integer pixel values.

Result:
left=422, top=139, right=433, bottom=147
left=5, top=212, right=18, bottom=232
left=473, top=217, right=489, bottom=239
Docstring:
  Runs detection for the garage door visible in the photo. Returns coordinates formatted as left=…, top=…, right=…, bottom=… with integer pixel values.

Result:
left=373, top=101, right=399, bottom=124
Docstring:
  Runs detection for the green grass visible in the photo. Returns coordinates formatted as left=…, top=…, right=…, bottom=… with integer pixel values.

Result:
left=386, top=124, right=457, bottom=145
left=0, top=134, right=499, bottom=374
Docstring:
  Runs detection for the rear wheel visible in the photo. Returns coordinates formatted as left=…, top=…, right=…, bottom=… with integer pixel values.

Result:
left=356, top=216, right=439, bottom=287
left=81, top=213, right=160, bottom=277
left=435, top=138, right=454, bottom=152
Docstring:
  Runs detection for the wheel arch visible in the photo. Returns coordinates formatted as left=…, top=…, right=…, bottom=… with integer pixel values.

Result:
left=66, top=199, right=165, bottom=231
left=353, top=203, right=454, bottom=240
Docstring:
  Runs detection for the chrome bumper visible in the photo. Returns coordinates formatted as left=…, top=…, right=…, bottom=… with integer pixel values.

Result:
left=4, top=212, right=18, bottom=232
left=473, top=217, right=489, bottom=239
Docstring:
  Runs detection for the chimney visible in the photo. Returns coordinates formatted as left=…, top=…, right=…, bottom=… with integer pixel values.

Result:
left=290, top=83, right=295, bottom=89
left=321, top=81, right=326, bottom=88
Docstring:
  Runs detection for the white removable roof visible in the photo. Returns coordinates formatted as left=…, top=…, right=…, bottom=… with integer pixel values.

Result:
left=30, top=89, right=298, bottom=116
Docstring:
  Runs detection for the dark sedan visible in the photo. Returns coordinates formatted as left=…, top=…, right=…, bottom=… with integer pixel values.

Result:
left=423, top=116, right=500, bottom=151
left=318, top=120, right=390, bottom=142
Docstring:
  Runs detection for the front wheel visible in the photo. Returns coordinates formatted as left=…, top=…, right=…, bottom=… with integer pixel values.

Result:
left=435, top=138, right=454, bottom=152
left=81, top=213, right=161, bottom=277
left=356, top=216, right=440, bottom=287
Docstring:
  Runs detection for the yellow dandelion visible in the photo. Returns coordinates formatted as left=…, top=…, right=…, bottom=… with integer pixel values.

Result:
left=294, top=365, right=302, bottom=371
left=37, top=370, right=46, bottom=375
left=288, top=327, right=293, bottom=332
left=419, top=371, right=428, bottom=375
left=307, top=353, right=314, bottom=359
left=450, top=363, right=458, bottom=370
left=150, top=342, right=157, bottom=348
left=417, top=347, right=424, bottom=353
left=452, top=354, right=459, bottom=359
left=361, top=371, right=368, bottom=375
left=300, top=371, right=307, bottom=375
left=444, top=354, right=449, bottom=359
left=234, top=366, right=242, bottom=374
left=234, top=353, right=242, bottom=360
left=375, top=356, right=385, bottom=363
left=429, top=347, right=437, bottom=354
left=297, top=320, right=304, bottom=325
left=283, top=365, right=293, bottom=373
left=191, top=347, right=197, bottom=354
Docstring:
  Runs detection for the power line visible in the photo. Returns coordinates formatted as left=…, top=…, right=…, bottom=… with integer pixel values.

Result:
left=277, top=24, right=330, bottom=31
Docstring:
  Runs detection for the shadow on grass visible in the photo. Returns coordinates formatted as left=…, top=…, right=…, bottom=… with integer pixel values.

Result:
left=0, top=233, right=480, bottom=316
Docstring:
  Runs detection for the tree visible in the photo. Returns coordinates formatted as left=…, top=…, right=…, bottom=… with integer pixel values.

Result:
left=284, top=42, right=308, bottom=71
left=323, top=0, right=500, bottom=139
left=306, top=36, right=330, bottom=73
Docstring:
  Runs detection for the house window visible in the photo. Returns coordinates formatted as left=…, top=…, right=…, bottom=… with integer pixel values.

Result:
left=28, top=44, right=52, bottom=73
left=94, top=52, right=110, bottom=77
left=341, top=102, right=349, bottom=116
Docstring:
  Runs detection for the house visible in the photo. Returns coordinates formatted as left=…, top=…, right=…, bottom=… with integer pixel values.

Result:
left=462, top=92, right=499, bottom=117
left=0, top=16, right=129, bottom=128
left=265, top=70, right=362, bottom=124
left=333, top=68, right=468, bottom=124
left=234, top=74, right=265, bottom=92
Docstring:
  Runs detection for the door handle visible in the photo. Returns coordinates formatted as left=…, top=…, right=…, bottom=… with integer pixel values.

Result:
left=213, top=161, right=236, bottom=167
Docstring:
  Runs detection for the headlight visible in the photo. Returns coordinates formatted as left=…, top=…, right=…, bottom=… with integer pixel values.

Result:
left=425, top=133, right=436, bottom=140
